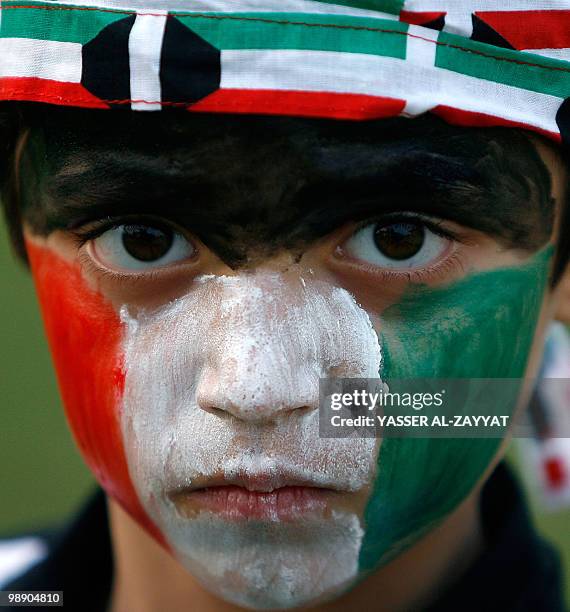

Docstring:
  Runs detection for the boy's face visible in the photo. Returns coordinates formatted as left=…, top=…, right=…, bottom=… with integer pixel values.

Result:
left=20, top=112, right=564, bottom=609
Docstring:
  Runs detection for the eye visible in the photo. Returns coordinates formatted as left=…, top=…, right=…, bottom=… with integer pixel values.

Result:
left=90, top=223, right=196, bottom=272
left=342, top=219, right=450, bottom=270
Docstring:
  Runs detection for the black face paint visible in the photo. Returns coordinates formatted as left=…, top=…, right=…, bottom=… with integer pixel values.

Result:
left=19, top=109, right=555, bottom=268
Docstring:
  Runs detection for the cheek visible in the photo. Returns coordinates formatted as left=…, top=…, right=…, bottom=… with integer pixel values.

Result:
left=379, top=246, right=554, bottom=379
left=360, top=246, right=553, bottom=569
left=25, top=239, right=166, bottom=547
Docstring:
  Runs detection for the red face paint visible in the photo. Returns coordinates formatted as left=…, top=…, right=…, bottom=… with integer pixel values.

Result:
left=26, top=240, right=165, bottom=546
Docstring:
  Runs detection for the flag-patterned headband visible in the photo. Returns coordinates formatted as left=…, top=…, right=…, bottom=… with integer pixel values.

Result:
left=1, top=0, right=570, bottom=144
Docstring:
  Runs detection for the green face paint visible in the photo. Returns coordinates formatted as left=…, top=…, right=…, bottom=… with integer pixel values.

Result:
left=359, top=245, right=553, bottom=571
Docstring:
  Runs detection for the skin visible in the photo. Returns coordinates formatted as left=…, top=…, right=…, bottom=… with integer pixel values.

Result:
left=10, top=109, right=570, bottom=611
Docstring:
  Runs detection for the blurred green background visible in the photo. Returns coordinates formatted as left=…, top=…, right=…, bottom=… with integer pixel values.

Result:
left=0, top=219, right=568, bottom=603
left=0, top=222, right=95, bottom=533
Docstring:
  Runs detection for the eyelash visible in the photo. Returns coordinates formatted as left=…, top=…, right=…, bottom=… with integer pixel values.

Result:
left=68, top=215, right=168, bottom=248
left=68, top=212, right=467, bottom=284
left=70, top=215, right=195, bottom=286
left=370, top=250, right=467, bottom=283
left=351, top=212, right=461, bottom=243
left=75, top=247, right=172, bottom=287
left=337, top=212, right=467, bottom=283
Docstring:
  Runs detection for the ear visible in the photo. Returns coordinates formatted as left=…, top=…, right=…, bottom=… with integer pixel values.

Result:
left=0, top=104, right=29, bottom=264
left=0, top=104, right=23, bottom=185
left=554, top=263, right=570, bottom=324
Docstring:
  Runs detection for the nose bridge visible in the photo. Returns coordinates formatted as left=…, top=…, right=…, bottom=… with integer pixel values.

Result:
left=195, top=273, right=382, bottom=422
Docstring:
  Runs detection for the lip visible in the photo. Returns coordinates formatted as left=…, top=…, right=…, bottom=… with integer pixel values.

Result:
left=167, top=471, right=341, bottom=522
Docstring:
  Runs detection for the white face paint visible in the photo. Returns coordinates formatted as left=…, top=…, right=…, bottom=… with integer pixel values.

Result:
left=119, top=272, right=382, bottom=609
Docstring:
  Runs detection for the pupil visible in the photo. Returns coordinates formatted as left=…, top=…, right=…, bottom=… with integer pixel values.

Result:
left=373, top=222, right=424, bottom=260
left=121, top=225, right=174, bottom=262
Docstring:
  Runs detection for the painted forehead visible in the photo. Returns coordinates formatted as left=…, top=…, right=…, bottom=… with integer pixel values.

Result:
left=20, top=110, right=556, bottom=266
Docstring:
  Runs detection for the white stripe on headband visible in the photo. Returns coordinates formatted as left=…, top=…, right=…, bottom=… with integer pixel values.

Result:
left=129, top=10, right=168, bottom=111
left=0, top=38, right=82, bottom=82
left=219, top=48, right=562, bottom=134
left=37, top=0, right=399, bottom=20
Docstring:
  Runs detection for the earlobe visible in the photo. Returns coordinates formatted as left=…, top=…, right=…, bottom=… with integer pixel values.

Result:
left=554, top=263, right=570, bottom=324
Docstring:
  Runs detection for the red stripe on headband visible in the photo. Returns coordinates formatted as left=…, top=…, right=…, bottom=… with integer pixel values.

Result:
left=475, top=10, right=570, bottom=51
left=399, top=10, right=446, bottom=27
left=189, top=89, right=407, bottom=120
left=0, top=77, right=109, bottom=108
left=432, top=105, right=561, bottom=143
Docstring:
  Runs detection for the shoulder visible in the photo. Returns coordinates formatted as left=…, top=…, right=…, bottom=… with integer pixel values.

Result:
left=0, top=489, right=112, bottom=612
left=429, top=461, right=567, bottom=612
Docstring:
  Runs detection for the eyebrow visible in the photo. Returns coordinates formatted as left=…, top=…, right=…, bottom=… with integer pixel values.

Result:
left=22, top=129, right=555, bottom=266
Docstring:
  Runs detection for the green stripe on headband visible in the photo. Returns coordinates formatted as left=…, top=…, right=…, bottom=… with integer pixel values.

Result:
left=436, top=32, right=570, bottom=99
left=309, top=0, right=403, bottom=14
left=176, top=12, right=408, bottom=57
left=0, top=2, right=125, bottom=44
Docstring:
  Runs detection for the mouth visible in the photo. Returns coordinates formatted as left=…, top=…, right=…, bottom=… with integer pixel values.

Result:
left=167, top=471, right=341, bottom=522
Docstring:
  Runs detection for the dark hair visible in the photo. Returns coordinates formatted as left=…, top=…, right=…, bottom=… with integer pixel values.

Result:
left=1, top=102, right=569, bottom=286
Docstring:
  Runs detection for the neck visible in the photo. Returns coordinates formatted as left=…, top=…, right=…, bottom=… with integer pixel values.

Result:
left=107, top=490, right=485, bottom=612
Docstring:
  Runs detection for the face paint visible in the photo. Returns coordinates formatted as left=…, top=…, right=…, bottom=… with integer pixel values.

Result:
left=17, top=109, right=562, bottom=609
left=26, top=224, right=553, bottom=607
left=120, top=272, right=381, bottom=609
left=26, top=242, right=383, bottom=609
left=25, top=241, right=166, bottom=546
left=359, top=245, right=554, bottom=571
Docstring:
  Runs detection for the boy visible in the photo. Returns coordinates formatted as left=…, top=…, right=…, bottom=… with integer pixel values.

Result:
left=0, top=1, right=568, bottom=610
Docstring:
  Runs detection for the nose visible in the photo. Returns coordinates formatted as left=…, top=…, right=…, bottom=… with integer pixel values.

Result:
left=196, top=282, right=320, bottom=423
left=194, top=272, right=381, bottom=424
left=197, top=359, right=318, bottom=423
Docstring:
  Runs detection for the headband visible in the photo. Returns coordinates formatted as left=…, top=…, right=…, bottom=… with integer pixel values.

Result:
left=1, top=0, right=569, bottom=144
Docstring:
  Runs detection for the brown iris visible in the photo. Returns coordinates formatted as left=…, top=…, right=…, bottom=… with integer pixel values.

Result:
left=373, top=222, right=425, bottom=261
left=121, top=224, right=174, bottom=262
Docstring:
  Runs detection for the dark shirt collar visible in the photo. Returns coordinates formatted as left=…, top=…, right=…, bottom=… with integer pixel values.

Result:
left=5, top=461, right=566, bottom=611
left=427, top=461, right=565, bottom=611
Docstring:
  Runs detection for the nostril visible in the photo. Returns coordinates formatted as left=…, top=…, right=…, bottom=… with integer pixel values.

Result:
left=288, top=405, right=315, bottom=416
left=199, top=405, right=229, bottom=419
left=196, top=369, right=319, bottom=421
left=266, top=404, right=317, bottom=422
left=197, top=400, right=316, bottom=422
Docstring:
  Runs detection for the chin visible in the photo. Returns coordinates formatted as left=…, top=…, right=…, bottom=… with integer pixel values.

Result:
left=154, top=499, right=365, bottom=610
